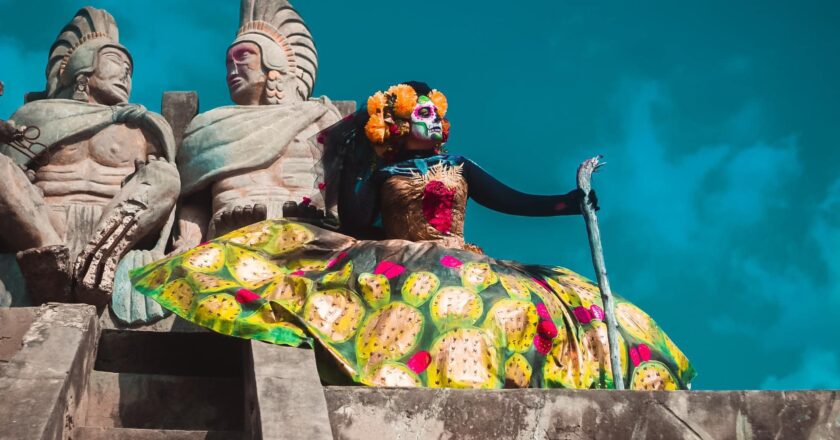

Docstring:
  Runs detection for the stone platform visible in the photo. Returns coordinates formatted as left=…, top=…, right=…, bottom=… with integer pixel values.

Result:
left=0, top=304, right=837, bottom=440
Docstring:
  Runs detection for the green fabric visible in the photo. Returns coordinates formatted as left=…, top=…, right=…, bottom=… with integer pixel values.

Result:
left=131, top=219, right=696, bottom=389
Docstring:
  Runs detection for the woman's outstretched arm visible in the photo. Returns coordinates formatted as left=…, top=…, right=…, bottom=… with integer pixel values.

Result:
left=463, top=157, right=594, bottom=216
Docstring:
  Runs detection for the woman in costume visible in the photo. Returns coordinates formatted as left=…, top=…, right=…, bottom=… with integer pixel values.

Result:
left=131, top=82, right=695, bottom=390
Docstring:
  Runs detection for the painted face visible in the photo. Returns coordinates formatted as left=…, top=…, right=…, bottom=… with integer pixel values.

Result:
left=410, top=96, right=444, bottom=142
left=88, top=47, right=132, bottom=105
left=226, top=41, right=266, bottom=105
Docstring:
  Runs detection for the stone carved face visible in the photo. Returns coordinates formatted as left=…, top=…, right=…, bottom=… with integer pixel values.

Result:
left=88, top=47, right=132, bottom=105
left=410, top=96, right=444, bottom=142
left=227, top=42, right=266, bottom=105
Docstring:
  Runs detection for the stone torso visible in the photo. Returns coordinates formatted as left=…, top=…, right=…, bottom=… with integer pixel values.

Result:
left=378, top=156, right=468, bottom=249
left=209, top=116, right=331, bottom=218
left=35, top=123, right=155, bottom=206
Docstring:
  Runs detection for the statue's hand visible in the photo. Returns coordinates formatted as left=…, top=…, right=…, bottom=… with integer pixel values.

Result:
left=213, top=203, right=268, bottom=236
left=0, top=119, right=16, bottom=143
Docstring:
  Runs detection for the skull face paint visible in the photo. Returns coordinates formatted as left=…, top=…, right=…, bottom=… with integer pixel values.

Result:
left=410, top=96, right=444, bottom=142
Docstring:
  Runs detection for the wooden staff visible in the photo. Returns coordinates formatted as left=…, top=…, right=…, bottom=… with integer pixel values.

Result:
left=577, top=155, right=625, bottom=389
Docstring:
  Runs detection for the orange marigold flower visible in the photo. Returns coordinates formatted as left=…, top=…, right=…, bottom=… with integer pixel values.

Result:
left=428, top=89, right=448, bottom=118
left=365, top=114, right=388, bottom=144
left=387, top=84, right=418, bottom=118
left=367, top=91, right=386, bottom=117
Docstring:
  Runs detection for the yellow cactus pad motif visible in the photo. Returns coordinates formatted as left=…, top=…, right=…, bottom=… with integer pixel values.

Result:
left=401, top=271, right=440, bottom=306
left=356, top=302, right=424, bottom=372
left=616, top=302, right=661, bottom=344
left=544, top=326, right=593, bottom=389
left=303, top=288, right=365, bottom=343
left=265, top=222, right=315, bottom=255
left=365, top=362, right=422, bottom=387
left=545, top=277, right=576, bottom=307
left=225, top=246, right=285, bottom=289
left=182, top=243, right=225, bottom=273
left=482, top=299, right=539, bottom=353
left=504, top=353, right=533, bottom=388
left=427, top=328, right=500, bottom=389
left=159, top=279, right=197, bottom=314
left=286, top=259, right=329, bottom=272
left=134, top=264, right=171, bottom=292
left=358, top=273, right=391, bottom=308
left=460, top=262, right=498, bottom=292
left=498, top=274, right=531, bottom=301
left=430, top=286, right=484, bottom=330
left=631, top=361, right=678, bottom=390
left=320, top=261, right=354, bottom=287
left=663, top=333, right=691, bottom=376
left=194, top=294, right=242, bottom=334
left=188, top=271, right=239, bottom=293
left=224, top=222, right=274, bottom=248
left=562, top=279, right=603, bottom=308
left=526, top=279, right=565, bottom=323
left=262, top=275, right=312, bottom=313
left=580, top=322, right=628, bottom=388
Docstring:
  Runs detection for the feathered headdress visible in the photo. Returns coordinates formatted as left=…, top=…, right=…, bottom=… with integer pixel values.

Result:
left=234, top=0, right=318, bottom=100
left=44, top=7, right=130, bottom=99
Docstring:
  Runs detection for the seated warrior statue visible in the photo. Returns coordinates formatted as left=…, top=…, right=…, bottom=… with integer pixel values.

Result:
left=0, top=7, right=179, bottom=307
left=131, top=82, right=695, bottom=390
left=174, top=0, right=341, bottom=251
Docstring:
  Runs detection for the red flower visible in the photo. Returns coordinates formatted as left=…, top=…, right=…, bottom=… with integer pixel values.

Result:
left=301, top=196, right=312, bottom=207
left=235, top=288, right=260, bottom=304
left=318, top=182, right=326, bottom=190
left=407, top=351, right=432, bottom=374
left=325, top=252, right=348, bottom=269
left=290, top=270, right=305, bottom=276
left=573, top=306, right=593, bottom=325
left=637, top=343, right=651, bottom=362
left=422, top=181, right=456, bottom=234
left=388, top=124, right=400, bottom=136
left=589, top=304, right=605, bottom=321
left=535, top=303, right=552, bottom=321
left=534, top=334, right=553, bottom=355
left=537, top=320, right=558, bottom=339
left=440, top=255, right=463, bottom=268
left=629, top=346, right=641, bottom=367
left=373, top=261, right=405, bottom=279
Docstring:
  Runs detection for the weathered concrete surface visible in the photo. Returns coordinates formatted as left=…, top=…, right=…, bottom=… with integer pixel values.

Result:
left=0, top=304, right=98, bottom=440
left=72, top=427, right=238, bottom=439
left=246, top=342, right=334, bottom=440
left=161, top=92, right=200, bottom=147
left=324, top=388, right=840, bottom=440
left=0, top=306, right=36, bottom=361
left=82, top=371, right=243, bottom=431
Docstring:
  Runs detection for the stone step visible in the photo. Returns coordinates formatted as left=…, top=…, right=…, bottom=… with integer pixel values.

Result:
left=72, top=427, right=241, bottom=440
left=83, top=370, right=244, bottom=431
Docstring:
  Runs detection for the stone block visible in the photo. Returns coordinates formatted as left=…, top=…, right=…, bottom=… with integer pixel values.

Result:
left=245, top=342, right=334, bottom=440
left=324, top=387, right=840, bottom=440
left=0, top=304, right=98, bottom=440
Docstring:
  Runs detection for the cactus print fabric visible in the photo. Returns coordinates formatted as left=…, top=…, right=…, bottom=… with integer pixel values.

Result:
left=131, top=219, right=695, bottom=389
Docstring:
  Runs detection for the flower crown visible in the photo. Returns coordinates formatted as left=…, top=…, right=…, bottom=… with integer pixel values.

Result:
left=364, top=83, right=449, bottom=155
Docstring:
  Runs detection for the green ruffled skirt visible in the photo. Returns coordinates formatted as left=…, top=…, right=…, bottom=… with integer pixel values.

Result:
left=130, top=219, right=695, bottom=389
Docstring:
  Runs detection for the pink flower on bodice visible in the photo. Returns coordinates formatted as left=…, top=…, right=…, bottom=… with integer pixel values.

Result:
left=422, top=180, right=456, bottom=234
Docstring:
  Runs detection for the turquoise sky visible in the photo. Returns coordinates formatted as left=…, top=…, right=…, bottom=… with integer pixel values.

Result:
left=2, top=0, right=838, bottom=390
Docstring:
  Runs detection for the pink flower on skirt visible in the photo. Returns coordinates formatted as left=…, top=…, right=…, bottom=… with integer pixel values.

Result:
left=235, top=288, right=260, bottom=304
left=573, top=306, right=592, bottom=325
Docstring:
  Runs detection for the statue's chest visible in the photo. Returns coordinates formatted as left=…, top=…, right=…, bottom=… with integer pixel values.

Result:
left=52, top=124, right=147, bottom=167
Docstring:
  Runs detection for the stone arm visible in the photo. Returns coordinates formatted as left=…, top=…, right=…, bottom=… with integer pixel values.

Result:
left=172, top=190, right=212, bottom=253
left=73, top=128, right=180, bottom=306
left=463, top=158, right=592, bottom=216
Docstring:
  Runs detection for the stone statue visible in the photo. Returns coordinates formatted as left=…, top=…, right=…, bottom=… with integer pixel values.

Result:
left=0, top=7, right=180, bottom=308
left=173, top=0, right=341, bottom=251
